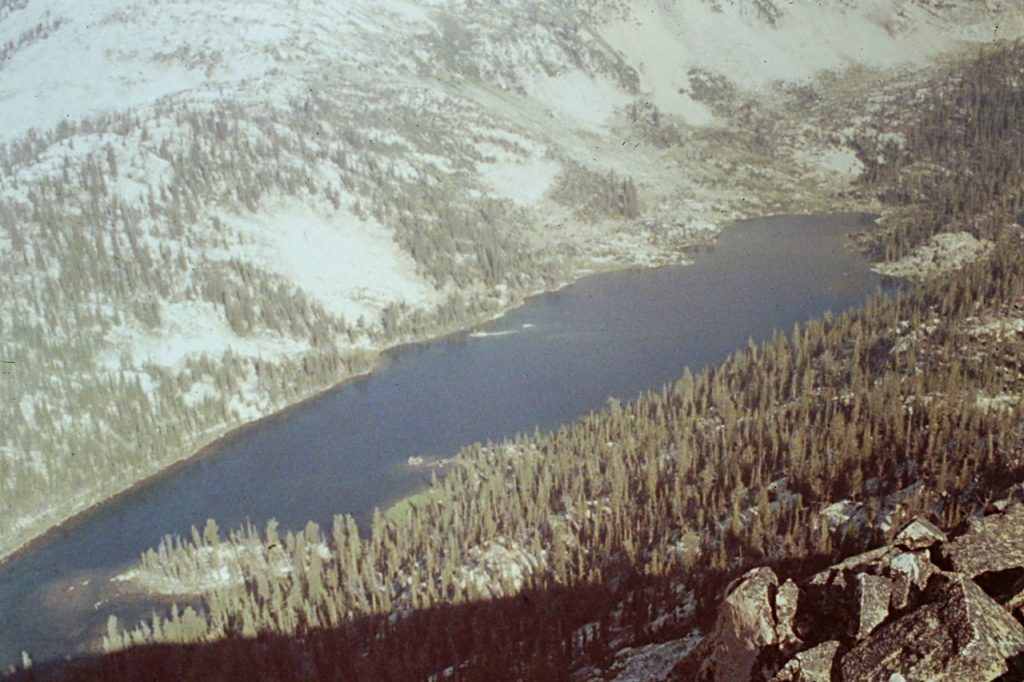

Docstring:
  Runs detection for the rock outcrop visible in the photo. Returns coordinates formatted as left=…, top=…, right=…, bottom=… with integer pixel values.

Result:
left=853, top=573, right=892, bottom=639
left=893, top=517, right=947, bottom=551
left=840, top=575, right=1024, bottom=681
left=942, top=503, right=1024, bottom=577
left=771, top=640, right=840, bottom=682
left=677, top=502, right=1024, bottom=681
left=697, top=567, right=781, bottom=681
left=774, top=579, right=801, bottom=646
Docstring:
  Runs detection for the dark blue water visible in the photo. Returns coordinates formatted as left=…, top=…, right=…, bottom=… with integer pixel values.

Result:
left=0, top=213, right=884, bottom=667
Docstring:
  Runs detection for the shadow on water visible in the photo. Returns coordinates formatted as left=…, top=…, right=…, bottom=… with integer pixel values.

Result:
left=0, top=213, right=887, bottom=667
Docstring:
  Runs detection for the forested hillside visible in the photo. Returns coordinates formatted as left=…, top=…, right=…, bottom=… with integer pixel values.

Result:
left=27, top=39, right=1024, bottom=681
left=6, top=0, right=1018, bottom=564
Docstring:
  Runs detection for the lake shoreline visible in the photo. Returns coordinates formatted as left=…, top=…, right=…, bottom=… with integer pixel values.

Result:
left=103, top=212, right=887, bottom=602
left=0, top=209, right=883, bottom=571
left=0, top=211, right=888, bottom=668
left=0, top=225, right=710, bottom=570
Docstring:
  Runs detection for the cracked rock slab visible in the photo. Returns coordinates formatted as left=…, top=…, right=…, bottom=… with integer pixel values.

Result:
left=941, top=504, right=1024, bottom=577
left=888, top=550, right=937, bottom=610
left=771, top=640, right=840, bottom=682
left=856, top=573, right=893, bottom=639
left=840, top=576, right=1024, bottom=681
left=699, top=567, right=779, bottom=682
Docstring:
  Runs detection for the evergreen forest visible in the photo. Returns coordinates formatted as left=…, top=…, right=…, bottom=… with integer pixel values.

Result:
left=21, top=40, right=1024, bottom=681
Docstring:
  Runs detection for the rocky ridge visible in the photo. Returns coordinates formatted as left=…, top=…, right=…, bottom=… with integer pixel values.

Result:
left=677, top=496, right=1024, bottom=681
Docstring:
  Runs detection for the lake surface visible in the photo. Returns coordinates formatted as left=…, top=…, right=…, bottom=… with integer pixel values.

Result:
left=0, top=213, right=885, bottom=667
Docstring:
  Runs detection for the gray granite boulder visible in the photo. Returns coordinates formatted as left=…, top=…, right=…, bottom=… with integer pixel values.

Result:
left=675, top=500, right=1024, bottom=682
left=770, top=640, right=840, bottom=682
left=893, top=517, right=948, bottom=551
left=775, top=579, right=801, bottom=645
left=840, top=575, right=1024, bottom=681
left=698, top=567, right=780, bottom=681
left=941, top=503, right=1024, bottom=577
left=887, top=549, right=937, bottom=610
left=855, top=573, right=893, bottom=639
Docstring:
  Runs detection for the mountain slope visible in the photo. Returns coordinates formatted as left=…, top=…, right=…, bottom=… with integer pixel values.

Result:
left=3, top=0, right=1022, bottom=562
left=23, top=38, right=1024, bottom=672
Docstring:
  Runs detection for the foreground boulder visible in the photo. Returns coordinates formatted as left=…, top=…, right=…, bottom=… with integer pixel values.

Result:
left=893, top=517, right=947, bottom=551
left=774, top=579, right=801, bottom=646
left=676, top=503, right=1024, bottom=681
left=697, top=566, right=781, bottom=681
left=941, top=503, right=1024, bottom=577
left=887, top=549, right=936, bottom=610
left=771, top=640, right=840, bottom=682
left=841, top=575, right=1024, bottom=681
left=853, top=573, right=892, bottom=639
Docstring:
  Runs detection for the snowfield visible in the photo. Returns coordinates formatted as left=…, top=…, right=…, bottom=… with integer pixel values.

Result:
left=215, top=198, right=436, bottom=323
left=3, top=0, right=1024, bottom=562
left=2, top=0, right=1020, bottom=140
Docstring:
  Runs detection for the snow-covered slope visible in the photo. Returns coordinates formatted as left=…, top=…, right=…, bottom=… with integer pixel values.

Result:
left=2, top=0, right=1018, bottom=139
left=2, top=0, right=1022, bottom=561
left=604, top=0, right=1022, bottom=122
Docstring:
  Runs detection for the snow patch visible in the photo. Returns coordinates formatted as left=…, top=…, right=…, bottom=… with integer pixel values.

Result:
left=478, top=153, right=560, bottom=206
left=217, top=198, right=436, bottom=322
left=525, top=70, right=631, bottom=130
left=796, top=145, right=865, bottom=178
left=102, top=298, right=307, bottom=370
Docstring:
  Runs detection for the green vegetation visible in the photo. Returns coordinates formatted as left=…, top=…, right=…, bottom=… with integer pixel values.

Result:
left=0, top=88, right=566, bottom=561
left=3, top=0, right=923, bottom=567
left=853, top=44, right=1024, bottom=261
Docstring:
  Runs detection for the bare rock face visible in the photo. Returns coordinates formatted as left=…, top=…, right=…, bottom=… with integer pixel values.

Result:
left=808, top=546, right=890, bottom=589
left=941, top=503, right=1024, bottom=577
left=893, top=517, right=947, bottom=551
left=770, top=640, right=840, bottom=682
left=1007, top=584, right=1024, bottom=621
left=774, top=579, right=801, bottom=646
left=840, top=575, right=1024, bottom=681
left=855, top=573, right=892, bottom=639
left=888, top=550, right=936, bottom=610
left=678, top=504, right=1024, bottom=682
left=698, top=567, right=780, bottom=681
left=800, top=546, right=910, bottom=642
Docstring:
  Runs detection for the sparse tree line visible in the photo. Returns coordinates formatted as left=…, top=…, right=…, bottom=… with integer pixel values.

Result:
left=0, top=7, right=59, bottom=69
left=550, top=161, right=640, bottom=221
left=852, top=42, right=1024, bottom=261
left=1, top=18, right=666, bottom=558
left=107, top=245, right=1024, bottom=660
left=82, top=41, right=1024, bottom=680
left=2, top=70, right=605, bottom=558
